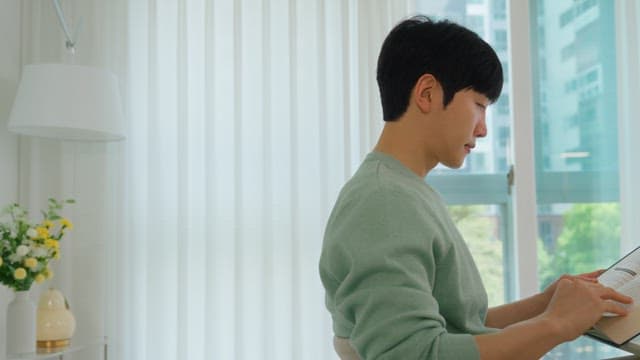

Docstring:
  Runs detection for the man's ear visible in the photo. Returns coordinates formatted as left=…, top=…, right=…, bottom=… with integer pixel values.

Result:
left=414, top=74, right=437, bottom=113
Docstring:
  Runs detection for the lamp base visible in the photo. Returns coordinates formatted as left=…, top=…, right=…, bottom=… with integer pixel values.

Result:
left=37, top=339, right=70, bottom=353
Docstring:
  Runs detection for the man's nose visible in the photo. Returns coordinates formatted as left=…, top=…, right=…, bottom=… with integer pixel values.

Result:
left=475, top=119, right=487, bottom=138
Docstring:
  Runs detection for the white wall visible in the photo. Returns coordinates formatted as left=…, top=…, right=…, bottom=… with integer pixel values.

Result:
left=0, top=0, right=21, bottom=357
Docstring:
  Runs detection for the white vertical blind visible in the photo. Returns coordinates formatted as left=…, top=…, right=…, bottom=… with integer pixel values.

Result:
left=107, top=1, right=412, bottom=359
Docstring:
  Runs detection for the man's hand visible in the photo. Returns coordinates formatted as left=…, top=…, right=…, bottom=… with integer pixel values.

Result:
left=478, top=269, right=631, bottom=360
left=540, top=278, right=633, bottom=342
left=542, top=270, right=606, bottom=306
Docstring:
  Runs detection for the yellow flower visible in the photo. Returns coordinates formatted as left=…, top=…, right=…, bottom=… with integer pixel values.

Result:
left=35, top=273, right=46, bottom=283
left=43, top=220, right=54, bottom=229
left=14, top=268, right=27, bottom=280
left=44, top=267, right=54, bottom=279
left=36, top=226, right=49, bottom=239
left=60, top=218, right=73, bottom=230
left=0, top=257, right=3, bottom=266
left=53, top=250, right=60, bottom=259
left=24, top=257, right=38, bottom=269
left=45, top=238, right=59, bottom=249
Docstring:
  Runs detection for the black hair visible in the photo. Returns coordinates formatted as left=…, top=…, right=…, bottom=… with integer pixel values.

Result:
left=376, top=16, right=503, bottom=121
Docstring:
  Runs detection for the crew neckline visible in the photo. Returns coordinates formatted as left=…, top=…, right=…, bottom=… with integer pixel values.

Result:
left=367, top=151, right=427, bottom=182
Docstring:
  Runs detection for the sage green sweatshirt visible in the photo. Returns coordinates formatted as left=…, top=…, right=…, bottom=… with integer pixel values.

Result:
left=319, top=152, right=496, bottom=360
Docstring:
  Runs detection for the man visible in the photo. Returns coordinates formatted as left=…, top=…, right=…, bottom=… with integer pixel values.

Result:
left=319, top=16, right=631, bottom=360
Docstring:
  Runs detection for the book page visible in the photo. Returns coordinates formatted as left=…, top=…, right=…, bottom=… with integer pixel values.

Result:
left=594, top=305, right=640, bottom=345
left=599, top=247, right=640, bottom=290
left=591, top=247, right=640, bottom=344
left=617, top=277, right=640, bottom=303
left=600, top=277, right=640, bottom=317
left=598, top=247, right=640, bottom=317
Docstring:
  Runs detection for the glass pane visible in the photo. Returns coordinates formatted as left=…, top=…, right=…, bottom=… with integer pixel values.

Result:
left=532, top=1, right=624, bottom=358
left=537, top=202, right=625, bottom=359
left=450, top=205, right=505, bottom=307
left=415, top=0, right=511, bottom=175
left=537, top=203, right=620, bottom=291
left=531, top=0, right=618, bottom=175
left=538, top=203, right=623, bottom=359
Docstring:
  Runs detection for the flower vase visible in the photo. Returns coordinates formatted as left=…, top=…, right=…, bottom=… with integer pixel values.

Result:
left=6, top=291, right=36, bottom=355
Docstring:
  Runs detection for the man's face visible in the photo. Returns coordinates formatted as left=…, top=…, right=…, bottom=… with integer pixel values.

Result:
left=429, top=89, right=489, bottom=169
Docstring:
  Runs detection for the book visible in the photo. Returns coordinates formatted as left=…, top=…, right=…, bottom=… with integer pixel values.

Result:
left=586, top=246, right=640, bottom=347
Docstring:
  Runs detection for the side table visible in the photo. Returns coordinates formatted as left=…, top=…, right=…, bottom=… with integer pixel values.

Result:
left=7, top=337, right=107, bottom=360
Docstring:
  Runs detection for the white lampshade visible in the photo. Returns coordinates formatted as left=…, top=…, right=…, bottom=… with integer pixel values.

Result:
left=8, top=63, right=125, bottom=141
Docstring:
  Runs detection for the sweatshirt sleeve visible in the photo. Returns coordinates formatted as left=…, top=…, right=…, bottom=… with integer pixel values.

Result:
left=320, top=188, right=481, bottom=360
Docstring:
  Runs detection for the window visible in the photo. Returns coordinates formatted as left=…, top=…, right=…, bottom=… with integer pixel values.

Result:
left=411, top=2, right=632, bottom=356
left=466, top=15, right=485, bottom=36
left=531, top=0, right=624, bottom=358
left=560, top=0, right=598, bottom=28
left=501, top=60, right=509, bottom=82
left=496, top=94, right=509, bottom=115
left=494, top=29, right=507, bottom=52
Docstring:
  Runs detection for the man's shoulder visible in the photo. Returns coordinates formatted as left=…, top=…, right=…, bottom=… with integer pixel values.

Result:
left=345, top=156, right=424, bottom=193
left=335, top=168, right=415, bottom=214
left=328, top=169, right=441, bottom=233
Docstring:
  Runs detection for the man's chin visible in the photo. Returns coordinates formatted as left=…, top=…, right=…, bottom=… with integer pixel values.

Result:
left=441, top=160, right=465, bottom=169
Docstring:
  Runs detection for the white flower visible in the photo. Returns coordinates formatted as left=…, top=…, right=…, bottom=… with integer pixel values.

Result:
left=16, top=244, right=30, bottom=257
left=26, top=228, right=38, bottom=238
left=32, top=247, right=48, bottom=258
left=10, top=231, right=16, bottom=239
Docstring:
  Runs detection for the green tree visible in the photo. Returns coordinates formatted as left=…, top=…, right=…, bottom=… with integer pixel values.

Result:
left=537, top=237, right=554, bottom=290
left=450, top=205, right=505, bottom=306
left=539, top=203, right=620, bottom=290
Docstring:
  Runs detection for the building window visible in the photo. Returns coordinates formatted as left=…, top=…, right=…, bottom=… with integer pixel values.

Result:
left=492, top=0, right=506, bottom=20
left=494, top=29, right=507, bottom=52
